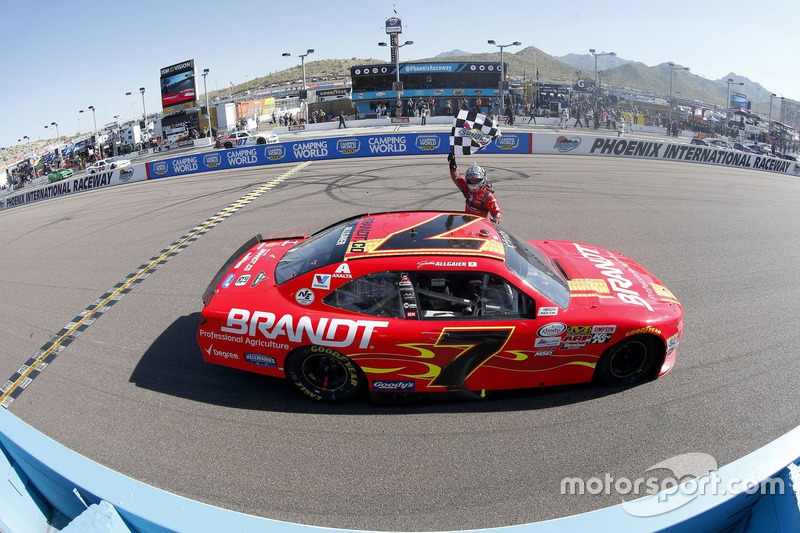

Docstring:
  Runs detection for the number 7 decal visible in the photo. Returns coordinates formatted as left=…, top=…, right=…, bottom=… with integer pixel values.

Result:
left=431, top=326, right=515, bottom=389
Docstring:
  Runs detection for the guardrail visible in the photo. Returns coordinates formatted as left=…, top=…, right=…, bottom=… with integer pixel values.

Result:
left=3, top=131, right=796, bottom=213
left=1, top=130, right=798, bottom=532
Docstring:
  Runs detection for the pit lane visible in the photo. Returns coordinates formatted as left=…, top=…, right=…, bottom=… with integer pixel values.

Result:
left=0, top=154, right=798, bottom=531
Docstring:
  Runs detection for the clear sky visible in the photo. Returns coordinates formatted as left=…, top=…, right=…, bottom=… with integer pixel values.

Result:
left=1, top=0, right=798, bottom=148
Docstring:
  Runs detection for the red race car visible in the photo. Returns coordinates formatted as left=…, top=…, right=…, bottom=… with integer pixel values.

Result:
left=198, top=211, right=683, bottom=401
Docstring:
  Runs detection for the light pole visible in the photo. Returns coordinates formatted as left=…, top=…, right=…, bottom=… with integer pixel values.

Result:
left=488, top=40, right=521, bottom=114
left=378, top=40, right=413, bottom=117
left=113, top=115, right=120, bottom=156
left=768, top=93, right=777, bottom=134
left=139, top=87, right=147, bottom=141
left=589, top=49, right=615, bottom=128
left=282, top=49, right=314, bottom=121
left=726, top=78, right=744, bottom=128
left=668, top=63, right=690, bottom=120
left=87, top=106, right=99, bottom=159
left=20, top=136, right=33, bottom=179
left=202, top=68, right=212, bottom=136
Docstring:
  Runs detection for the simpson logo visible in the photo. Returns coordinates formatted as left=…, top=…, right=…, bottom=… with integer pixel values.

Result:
left=119, top=168, right=134, bottom=182
left=203, top=153, right=222, bottom=168
left=497, top=136, right=519, bottom=150
left=554, top=136, right=582, bottom=152
left=537, top=306, right=559, bottom=317
left=336, top=138, right=361, bottom=155
left=415, top=135, right=441, bottom=151
left=153, top=161, right=169, bottom=175
left=372, top=380, right=415, bottom=391
left=244, top=353, right=277, bottom=367
left=265, top=146, right=286, bottom=160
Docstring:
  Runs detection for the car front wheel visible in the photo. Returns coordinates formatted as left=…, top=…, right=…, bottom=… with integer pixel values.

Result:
left=224, top=142, right=233, bottom=149
left=257, top=137, right=266, bottom=145
left=595, top=336, right=660, bottom=387
left=285, top=346, right=363, bottom=402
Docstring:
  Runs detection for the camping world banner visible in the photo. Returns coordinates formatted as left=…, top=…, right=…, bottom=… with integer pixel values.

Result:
left=450, top=109, right=502, bottom=155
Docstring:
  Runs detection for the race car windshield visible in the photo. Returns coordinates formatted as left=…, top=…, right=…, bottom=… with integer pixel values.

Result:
left=498, top=229, right=570, bottom=309
left=275, top=219, right=358, bottom=284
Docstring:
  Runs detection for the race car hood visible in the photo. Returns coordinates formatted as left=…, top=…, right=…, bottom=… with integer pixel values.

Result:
left=202, top=235, right=303, bottom=306
left=532, top=240, right=680, bottom=315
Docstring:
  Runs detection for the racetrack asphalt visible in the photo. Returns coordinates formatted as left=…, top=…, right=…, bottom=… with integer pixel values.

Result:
left=1, top=151, right=799, bottom=530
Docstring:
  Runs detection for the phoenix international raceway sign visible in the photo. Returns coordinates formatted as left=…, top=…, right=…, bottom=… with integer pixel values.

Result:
left=0, top=165, right=147, bottom=211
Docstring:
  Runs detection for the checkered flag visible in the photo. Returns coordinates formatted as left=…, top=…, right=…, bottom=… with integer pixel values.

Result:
left=449, top=109, right=502, bottom=155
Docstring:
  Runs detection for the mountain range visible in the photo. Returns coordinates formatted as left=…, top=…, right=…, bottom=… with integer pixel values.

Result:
left=244, top=47, right=787, bottom=113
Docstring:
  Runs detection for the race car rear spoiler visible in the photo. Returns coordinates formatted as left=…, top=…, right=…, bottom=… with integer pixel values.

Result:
left=202, top=234, right=263, bottom=306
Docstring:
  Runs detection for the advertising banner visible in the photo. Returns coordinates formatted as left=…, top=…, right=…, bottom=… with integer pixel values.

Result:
left=160, top=60, right=197, bottom=112
left=0, top=165, right=147, bottom=211
left=533, top=133, right=798, bottom=175
left=146, top=133, right=532, bottom=179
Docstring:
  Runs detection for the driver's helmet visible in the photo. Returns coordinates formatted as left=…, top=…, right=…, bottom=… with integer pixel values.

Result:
left=465, top=163, right=487, bottom=192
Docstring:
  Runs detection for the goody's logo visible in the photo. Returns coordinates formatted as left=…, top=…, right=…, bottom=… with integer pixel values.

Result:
left=203, top=153, right=222, bottom=168
left=265, top=145, right=286, bottom=160
left=153, top=161, right=169, bottom=176
left=372, top=380, right=415, bottom=391
left=336, top=138, right=361, bottom=155
left=554, top=136, right=582, bottom=152
left=497, top=136, right=519, bottom=151
left=415, top=135, right=441, bottom=151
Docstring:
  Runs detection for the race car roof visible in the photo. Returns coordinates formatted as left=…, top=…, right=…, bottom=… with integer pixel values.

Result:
left=342, top=211, right=506, bottom=261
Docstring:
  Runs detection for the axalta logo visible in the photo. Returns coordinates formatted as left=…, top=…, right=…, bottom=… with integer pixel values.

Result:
left=266, top=146, right=286, bottom=160
left=554, top=136, right=582, bottom=152
left=153, top=162, right=168, bottom=175
left=573, top=243, right=654, bottom=311
left=415, top=135, right=441, bottom=151
left=497, top=136, right=519, bottom=150
left=336, top=138, right=361, bottom=155
left=204, top=153, right=222, bottom=168
left=227, top=148, right=258, bottom=167
left=221, top=308, right=388, bottom=349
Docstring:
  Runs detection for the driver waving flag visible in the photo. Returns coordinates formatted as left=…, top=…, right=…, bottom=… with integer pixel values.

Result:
left=447, top=108, right=503, bottom=223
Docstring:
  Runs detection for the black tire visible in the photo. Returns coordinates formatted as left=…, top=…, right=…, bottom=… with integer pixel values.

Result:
left=224, top=142, right=233, bottom=149
left=595, top=336, right=660, bottom=387
left=285, top=346, right=363, bottom=402
left=256, top=137, right=266, bottom=145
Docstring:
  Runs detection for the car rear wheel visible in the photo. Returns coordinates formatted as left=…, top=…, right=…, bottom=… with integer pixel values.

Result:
left=224, top=142, right=233, bottom=149
left=595, top=336, right=660, bottom=387
left=257, top=137, right=266, bottom=145
left=285, top=346, right=363, bottom=402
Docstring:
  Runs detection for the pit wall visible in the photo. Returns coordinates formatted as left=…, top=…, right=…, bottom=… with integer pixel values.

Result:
left=1, top=132, right=796, bottom=212
left=0, top=407, right=797, bottom=532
